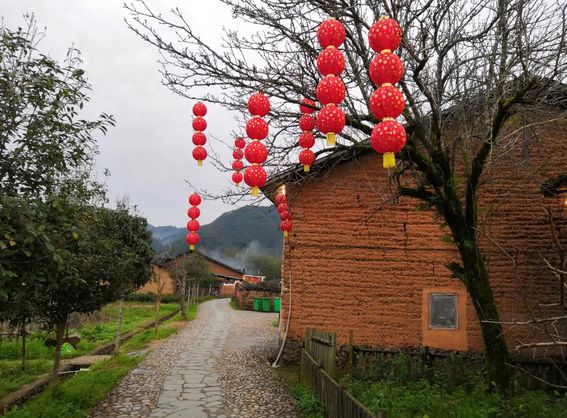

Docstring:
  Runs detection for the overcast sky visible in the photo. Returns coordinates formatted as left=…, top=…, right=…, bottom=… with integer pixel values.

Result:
left=2, top=0, right=247, bottom=227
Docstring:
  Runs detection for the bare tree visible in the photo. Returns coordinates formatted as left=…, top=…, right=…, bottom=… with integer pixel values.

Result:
left=125, top=0, right=567, bottom=390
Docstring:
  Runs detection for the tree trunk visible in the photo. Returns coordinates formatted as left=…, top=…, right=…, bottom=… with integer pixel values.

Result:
left=21, top=325, right=26, bottom=371
left=155, top=288, right=162, bottom=334
left=451, top=232, right=511, bottom=391
left=114, top=298, right=124, bottom=353
left=179, top=280, right=188, bottom=320
left=50, top=317, right=67, bottom=385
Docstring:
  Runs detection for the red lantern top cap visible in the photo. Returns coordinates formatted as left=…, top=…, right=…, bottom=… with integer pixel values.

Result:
left=248, top=92, right=270, bottom=117
left=317, top=18, right=346, bottom=48
left=192, top=102, right=207, bottom=117
left=234, top=137, right=246, bottom=149
left=300, top=98, right=317, bottom=114
left=368, top=18, right=402, bottom=53
left=275, top=194, right=286, bottom=205
left=188, top=192, right=201, bottom=206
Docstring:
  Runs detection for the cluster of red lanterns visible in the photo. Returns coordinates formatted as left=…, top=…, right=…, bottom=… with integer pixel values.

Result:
left=368, top=17, right=406, bottom=169
left=244, top=92, right=270, bottom=197
left=316, top=18, right=347, bottom=146
left=276, top=193, right=292, bottom=238
left=191, top=102, right=208, bottom=166
left=231, top=137, right=246, bottom=186
left=185, top=193, right=201, bottom=251
left=298, top=98, right=316, bottom=172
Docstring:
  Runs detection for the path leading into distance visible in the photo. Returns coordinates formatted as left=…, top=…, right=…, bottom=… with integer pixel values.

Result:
left=90, top=298, right=298, bottom=418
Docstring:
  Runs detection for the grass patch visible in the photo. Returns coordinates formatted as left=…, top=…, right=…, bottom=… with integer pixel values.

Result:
left=3, top=354, right=142, bottom=418
left=346, top=378, right=567, bottom=418
left=290, top=384, right=325, bottom=418
left=275, top=363, right=324, bottom=418
left=0, top=302, right=179, bottom=402
left=0, top=302, right=179, bottom=361
left=0, top=360, right=52, bottom=399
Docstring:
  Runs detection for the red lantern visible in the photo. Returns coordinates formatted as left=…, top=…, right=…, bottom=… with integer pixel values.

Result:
left=369, top=52, right=404, bottom=86
left=232, top=160, right=244, bottom=171
left=188, top=193, right=201, bottom=206
left=317, top=18, right=346, bottom=48
left=300, top=98, right=316, bottom=114
left=316, top=47, right=345, bottom=76
left=234, top=137, right=246, bottom=149
left=368, top=18, right=402, bottom=53
left=298, top=132, right=315, bottom=148
left=248, top=92, right=270, bottom=117
left=192, top=132, right=207, bottom=146
left=246, top=117, right=269, bottom=140
left=192, top=146, right=207, bottom=166
left=232, top=171, right=243, bottom=186
left=192, top=102, right=207, bottom=117
left=277, top=202, right=289, bottom=214
left=279, top=210, right=292, bottom=221
left=275, top=194, right=287, bottom=205
left=185, top=232, right=200, bottom=251
left=316, top=75, right=346, bottom=106
left=187, top=219, right=200, bottom=232
left=192, top=117, right=207, bottom=132
left=244, top=165, right=267, bottom=197
left=187, top=206, right=200, bottom=219
left=370, top=85, right=405, bottom=120
left=317, top=104, right=345, bottom=145
left=299, top=114, right=316, bottom=132
left=371, top=119, right=407, bottom=168
left=245, top=141, right=268, bottom=164
left=280, top=219, right=292, bottom=237
left=299, top=149, right=315, bottom=172
left=233, top=149, right=244, bottom=160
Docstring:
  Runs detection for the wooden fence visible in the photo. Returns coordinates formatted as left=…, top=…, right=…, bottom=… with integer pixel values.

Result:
left=301, top=328, right=385, bottom=418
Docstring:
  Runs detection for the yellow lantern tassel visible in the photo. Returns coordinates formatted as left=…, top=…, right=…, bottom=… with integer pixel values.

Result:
left=303, top=165, right=310, bottom=172
left=383, top=152, right=396, bottom=168
left=251, top=186, right=260, bottom=197
left=283, top=231, right=288, bottom=238
left=235, top=182, right=240, bottom=187
left=197, top=160, right=203, bottom=167
left=326, top=132, right=336, bottom=146
left=189, top=244, right=195, bottom=251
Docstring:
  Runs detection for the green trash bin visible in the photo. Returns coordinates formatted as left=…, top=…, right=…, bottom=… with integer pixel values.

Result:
left=261, top=298, right=271, bottom=312
left=273, top=297, right=281, bottom=313
left=253, top=298, right=261, bottom=311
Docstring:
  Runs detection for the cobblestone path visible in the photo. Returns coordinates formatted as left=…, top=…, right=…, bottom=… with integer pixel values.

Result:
left=90, top=298, right=298, bottom=418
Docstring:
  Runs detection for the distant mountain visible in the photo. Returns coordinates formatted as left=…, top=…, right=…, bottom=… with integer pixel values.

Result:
left=149, top=205, right=283, bottom=277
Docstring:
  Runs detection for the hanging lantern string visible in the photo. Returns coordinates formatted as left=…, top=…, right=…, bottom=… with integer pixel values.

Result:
left=368, top=17, right=407, bottom=169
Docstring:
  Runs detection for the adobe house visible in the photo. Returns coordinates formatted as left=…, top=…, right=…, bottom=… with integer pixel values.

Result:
left=265, top=116, right=567, bottom=359
left=137, top=250, right=245, bottom=295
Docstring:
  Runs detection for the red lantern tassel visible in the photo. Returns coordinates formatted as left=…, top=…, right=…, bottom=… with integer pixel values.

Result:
left=383, top=152, right=396, bottom=168
left=326, top=132, right=336, bottom=146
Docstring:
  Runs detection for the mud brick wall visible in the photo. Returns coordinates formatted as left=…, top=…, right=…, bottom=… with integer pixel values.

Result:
left=278, top=118, right=567, bottom=358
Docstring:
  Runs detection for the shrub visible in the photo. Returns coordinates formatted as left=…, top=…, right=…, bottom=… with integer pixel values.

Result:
left=290, top=383, right=325, bottom=418
left=240, top=280, right=281, bottom=292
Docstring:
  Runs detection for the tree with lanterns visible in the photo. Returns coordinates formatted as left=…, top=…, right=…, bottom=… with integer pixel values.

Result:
left=126, top=0, right=567, bottom=390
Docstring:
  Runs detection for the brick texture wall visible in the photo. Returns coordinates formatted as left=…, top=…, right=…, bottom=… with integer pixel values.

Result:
left=278, top=118, right=567, bottom=358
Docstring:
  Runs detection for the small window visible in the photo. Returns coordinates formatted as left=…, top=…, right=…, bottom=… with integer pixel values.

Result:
left=429, top=293, right=458, bottom=329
